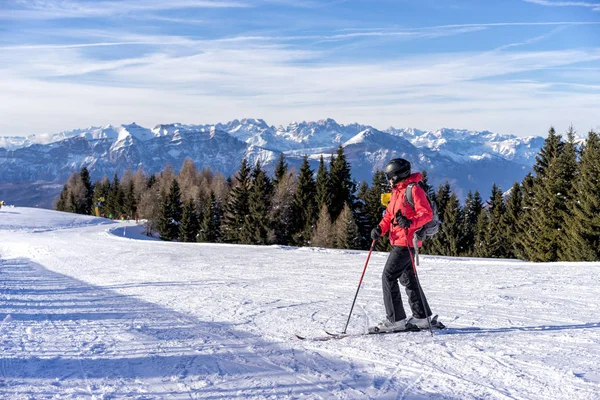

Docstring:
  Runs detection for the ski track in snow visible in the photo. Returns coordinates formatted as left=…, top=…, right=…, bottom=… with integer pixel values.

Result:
left=1, top=207, right=599, bottom=399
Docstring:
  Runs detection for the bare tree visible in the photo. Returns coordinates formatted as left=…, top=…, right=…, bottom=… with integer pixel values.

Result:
left=311, top=204, right=334, bottom=248
left=178, top=159, right=200, bottom=202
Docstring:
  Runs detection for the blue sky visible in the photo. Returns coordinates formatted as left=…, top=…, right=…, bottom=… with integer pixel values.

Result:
left=1, top=0, right=599, bottom=137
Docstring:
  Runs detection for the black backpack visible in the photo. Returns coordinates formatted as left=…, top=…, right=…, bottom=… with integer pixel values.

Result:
left=404, top=182, right=441, bottom=241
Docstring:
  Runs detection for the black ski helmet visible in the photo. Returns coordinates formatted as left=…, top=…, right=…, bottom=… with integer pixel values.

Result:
left=384, top=158, right=411, bottom=184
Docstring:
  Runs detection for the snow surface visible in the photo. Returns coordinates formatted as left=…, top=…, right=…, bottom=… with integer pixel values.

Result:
left=1, top=207, right=599, bottom=399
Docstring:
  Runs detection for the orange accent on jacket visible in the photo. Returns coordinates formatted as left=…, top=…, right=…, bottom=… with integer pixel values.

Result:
left=378, top=172, right=433, bottom=247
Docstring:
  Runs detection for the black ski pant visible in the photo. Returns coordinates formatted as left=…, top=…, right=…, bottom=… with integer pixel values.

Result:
left=382, top=246, right=431, bottom=322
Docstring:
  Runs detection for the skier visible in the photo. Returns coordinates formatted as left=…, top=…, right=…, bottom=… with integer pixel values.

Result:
left=369, top=158, right=435, bottom=332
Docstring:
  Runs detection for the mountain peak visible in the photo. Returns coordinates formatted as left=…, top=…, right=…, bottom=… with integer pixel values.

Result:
left=118, top=123, right=154, bottom=141
left=239, top=118, right=269, bottom=127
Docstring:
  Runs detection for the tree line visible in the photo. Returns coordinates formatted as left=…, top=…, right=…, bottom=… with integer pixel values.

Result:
left=56, top=127, right=600, bottom=262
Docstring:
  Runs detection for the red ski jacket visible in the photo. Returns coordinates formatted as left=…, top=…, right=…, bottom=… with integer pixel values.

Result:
left=378, top=172, right=433, bottom=248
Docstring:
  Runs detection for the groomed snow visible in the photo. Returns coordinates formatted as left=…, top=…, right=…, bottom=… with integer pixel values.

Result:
left=1, top=207, right=599, bottom=399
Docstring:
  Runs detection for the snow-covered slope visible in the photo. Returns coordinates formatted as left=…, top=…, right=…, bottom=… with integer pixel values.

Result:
left=1, top=207, right=598, bottom=399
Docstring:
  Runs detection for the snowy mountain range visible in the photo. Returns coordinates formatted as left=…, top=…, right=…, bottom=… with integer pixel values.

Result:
left=0, top=119, right=547, bottom=207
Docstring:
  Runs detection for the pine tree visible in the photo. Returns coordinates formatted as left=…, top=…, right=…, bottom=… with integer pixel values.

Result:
left=328, top=146, right=355, bottom=222
left=556, top=127, right=579, bottom=260
left=157, top=180, right=182, bottom=241
left=516, top=173, right=536, bottom=260
left=502, top=182, right=523, bottom=259
left=485, top=184, right=508, bottom=258
left=439, top=193, right=462, bottom=256
left=107, top=173, right=124, bottom=218
left=435, top=181, right=451, bottom=216
left=533, top=127, right=563, bottom=177
left=517, top=128, right=565, bottom=261
left=473, top=208, right=491, bottom=258
left=311, top=204, right=334, bottom=248
left=157, top=192, right=174, bottom=241
left=273, top=153, right=288, bottom=186
left=315, top=155, right=329, bottom=212
left=221, top=159, right=252, bottom=243
left=354, top=181, right=371, bottom=248
left=562, top=131, right=600, bottom=261
left=243, top=162, right=273, bottom=245
left=528, top=129, right=569, bottom=261
left=55, top=184, right=69, bottom=211
left=198, top=192, right=222, bottom=243
left=333, top=203, right=362, bottom=249
left=558, top=126, right=579, bottom=191
left=68, top=191, right=77, bottom=213
left=291, top=156, right=317, bottom=246
left=167, top=179, right=183, bottom=223
left=79, top=167, right=93, bottom=215
left=460, top=190, right=483, bottom=256
left=179, top=199, right=199, bottom=242
left=123, top=180, right=137, bottom=218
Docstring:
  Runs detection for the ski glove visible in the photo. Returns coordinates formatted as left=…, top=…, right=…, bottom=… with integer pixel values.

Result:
left=395, top=212, right=412, bottom=229
left=371, top=226, right=382, bottom=241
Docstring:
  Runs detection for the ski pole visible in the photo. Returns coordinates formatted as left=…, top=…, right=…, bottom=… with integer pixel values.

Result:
left=342, top=240, right=376, bottom=334
left=406, top=230, right=433, bottom=336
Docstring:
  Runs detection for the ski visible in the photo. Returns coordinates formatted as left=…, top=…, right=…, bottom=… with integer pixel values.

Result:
left=295, top=316, right=445, bottom=341
left=295, top=327, right=417, bottom=342
left=295, top=332, right=356, bottom=341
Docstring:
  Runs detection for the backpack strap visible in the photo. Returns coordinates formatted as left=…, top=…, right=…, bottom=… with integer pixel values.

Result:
left=404, top=183, right=416, bottom=209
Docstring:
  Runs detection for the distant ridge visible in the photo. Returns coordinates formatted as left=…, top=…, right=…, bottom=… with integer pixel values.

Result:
left=0, top=118, right=548, bottom=208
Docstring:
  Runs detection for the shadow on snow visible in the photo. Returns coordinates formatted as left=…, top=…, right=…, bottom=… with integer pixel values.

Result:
left=0, top=257, right=356, bottom=399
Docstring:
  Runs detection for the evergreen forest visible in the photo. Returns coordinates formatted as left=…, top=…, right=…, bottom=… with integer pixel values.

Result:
left=55, top=127, right=600, bottom=262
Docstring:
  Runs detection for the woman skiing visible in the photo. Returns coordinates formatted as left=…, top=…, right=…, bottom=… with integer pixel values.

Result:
left=369, top=158, right=438, bottom=333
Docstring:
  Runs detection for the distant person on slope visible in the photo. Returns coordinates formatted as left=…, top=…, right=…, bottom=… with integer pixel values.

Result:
left=369, top=158, right=435, bottom=333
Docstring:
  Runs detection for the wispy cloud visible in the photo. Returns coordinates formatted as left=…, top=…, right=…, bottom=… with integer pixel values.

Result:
left=0, top=25, right=489, bottom=52
left=523, top=0, right=600, bottom=11
left=0, top=0, right=251, bottom=20
left=492, top=27, right=567, bottom=51
left=0, top=42, right=186, bottom=50
left=258, top=0, right=350, bottom=8
left=1, top=33, right=599, bottom=135
left=130, top=15, right=208, bottom=24
left=7, top=20, right=598, bottom=52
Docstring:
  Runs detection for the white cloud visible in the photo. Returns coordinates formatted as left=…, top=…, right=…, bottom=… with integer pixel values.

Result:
left=1, top=36, right=599, bottom=137
left=0, top=0, right=251, bottom=19
left=523, top=0, right=600, bottom=10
